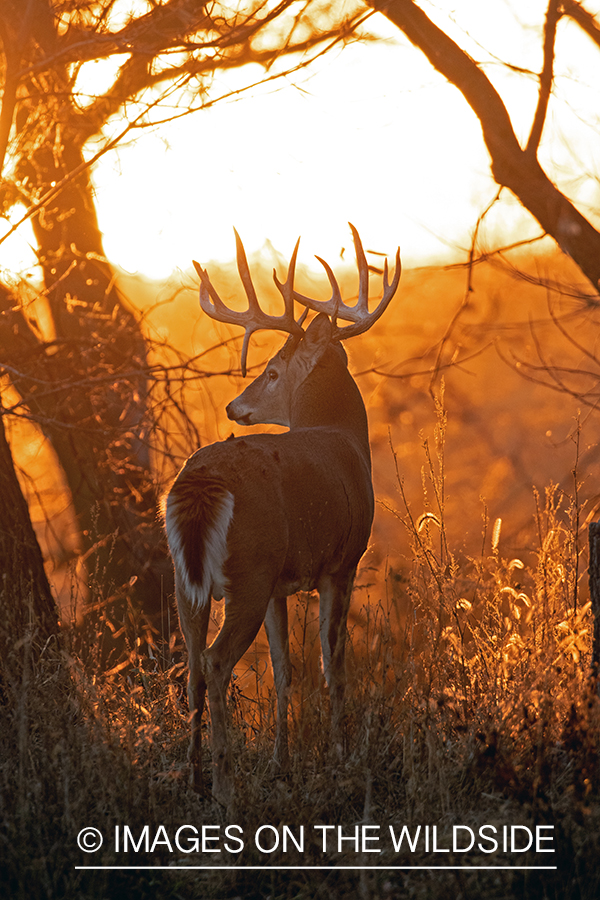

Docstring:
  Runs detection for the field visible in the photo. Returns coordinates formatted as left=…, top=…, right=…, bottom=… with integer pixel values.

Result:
left=2, top=245, right=600, bottom=898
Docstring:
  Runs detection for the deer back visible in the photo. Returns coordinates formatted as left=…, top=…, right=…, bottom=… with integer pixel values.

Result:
left=168, top=227, right=400, bottom=612
left=167, top=318, right=374, bottom=607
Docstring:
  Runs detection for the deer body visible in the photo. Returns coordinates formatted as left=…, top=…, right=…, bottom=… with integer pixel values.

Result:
left=165, top=229, right=399, bottom=805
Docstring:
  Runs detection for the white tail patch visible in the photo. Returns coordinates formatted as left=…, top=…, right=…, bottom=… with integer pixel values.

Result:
left=165, top=489, right=235, bottom=611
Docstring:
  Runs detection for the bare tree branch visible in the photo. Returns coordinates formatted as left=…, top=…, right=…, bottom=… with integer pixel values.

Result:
left=562, top=0, right=600, bottom=49
left=78, top=9, right=369, bottom=140
left=526, top=0, right=560, bottom=157
left=370, top=0, right=600, bottom=295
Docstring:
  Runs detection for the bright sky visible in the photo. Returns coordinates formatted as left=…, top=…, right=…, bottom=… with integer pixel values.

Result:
left=91, top=15, right=490, bottom=278
left=2, top=1, right=599, bottom=281
left=92, top=6, right=496, bottom=279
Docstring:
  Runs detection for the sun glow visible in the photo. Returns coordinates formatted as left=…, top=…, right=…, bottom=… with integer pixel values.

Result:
left=93, top=3, right=600, bottom=279
left=3, top=3, right=600, bottom=281
left=89, top=10, right=495, bottom=279
left=0, top=206, right=39, bottom=282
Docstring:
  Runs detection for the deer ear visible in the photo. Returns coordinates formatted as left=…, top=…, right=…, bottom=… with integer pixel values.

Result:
left=303, top=312, right=332, bottom=352
left=295, top=313, right=332, bottom=372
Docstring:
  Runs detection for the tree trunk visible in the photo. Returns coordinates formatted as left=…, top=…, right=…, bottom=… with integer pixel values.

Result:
left=2, top=121, right=174, bottom=664
left=0, top=403, right=59, bottom=689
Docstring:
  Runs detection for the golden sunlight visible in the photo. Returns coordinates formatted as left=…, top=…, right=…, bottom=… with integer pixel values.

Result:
left=88, top=1, right=598, bottom=278
left=3, top=3, right=598, bottom=280
left=92, top=21, right=489, bottom=278
left=3, top=7, right=600, bottom=886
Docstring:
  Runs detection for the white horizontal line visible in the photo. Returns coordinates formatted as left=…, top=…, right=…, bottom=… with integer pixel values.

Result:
left=75, top=865, right=558, bottom=871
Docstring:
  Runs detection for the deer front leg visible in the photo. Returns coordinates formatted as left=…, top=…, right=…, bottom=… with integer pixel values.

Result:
left=264, top=595, right=292, bottom=768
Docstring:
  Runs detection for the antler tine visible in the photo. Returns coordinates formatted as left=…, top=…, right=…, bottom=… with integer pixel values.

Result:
left=291, top=253, right=342, bottom=321
left=233, top=227, right=262, bottom=316
left=272, top=237, right=301, bottom=322
left=193, top=259, right=234, bottom=322
left=315, top=256, right=342, bottom=323
left=195, top=262, right=259, bottom=376
left=336, top=239, right=401, bottom=340
left=193, top=230, right=303, bottom=378
left=194, top=260, right=236, bottom=323
left=291, top=223, right=401, bottom=340
left=349, top=223, right=370, bottom=316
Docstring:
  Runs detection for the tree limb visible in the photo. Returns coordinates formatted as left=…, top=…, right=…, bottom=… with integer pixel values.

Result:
left=18, top=0, right=297, bottom=76
left=78, top=9, right=366, bottom=139
left=562, top=0, right=600, bottom=49
left=526, top=0, right=560, bottom=157
left=0, top=0, right=37, bottom=177
left=371, top=0, right=600, bottom=295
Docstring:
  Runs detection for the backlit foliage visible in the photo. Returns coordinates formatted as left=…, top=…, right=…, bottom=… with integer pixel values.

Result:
left=2, top=389, right=599, bottom=897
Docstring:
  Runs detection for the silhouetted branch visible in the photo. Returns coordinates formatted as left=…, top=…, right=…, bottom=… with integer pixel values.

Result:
left=562, top=0, right=600, bottom=49
left=370, top=0, right=600, bottom=294
left=526, top=1, right=560, bottom=157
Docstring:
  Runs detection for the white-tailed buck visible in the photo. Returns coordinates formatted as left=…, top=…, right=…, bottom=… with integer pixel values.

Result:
left=165, top=225, right=400, bottom=804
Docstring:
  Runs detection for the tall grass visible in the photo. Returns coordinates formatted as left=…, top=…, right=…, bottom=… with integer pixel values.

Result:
left=1, top=402, right=599, bottom=899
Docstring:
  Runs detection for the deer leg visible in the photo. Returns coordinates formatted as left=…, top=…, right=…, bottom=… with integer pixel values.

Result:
left=202, top=586, right=272, bottom=807
left=318, top=570, right=355, bottom=748
left=264, top=595, right=291, bottom=768
left=176, top=577, right=211, bottom=794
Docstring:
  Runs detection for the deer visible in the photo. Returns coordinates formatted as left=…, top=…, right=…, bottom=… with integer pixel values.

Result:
left=164, top=224, right=400, bottom=805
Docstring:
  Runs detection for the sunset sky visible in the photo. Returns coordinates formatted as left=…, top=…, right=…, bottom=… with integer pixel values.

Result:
left=2, top=1, right=599, bottom=281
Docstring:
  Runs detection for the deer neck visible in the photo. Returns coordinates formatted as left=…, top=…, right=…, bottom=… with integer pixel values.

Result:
left=289, top=349, right=371, bottom=464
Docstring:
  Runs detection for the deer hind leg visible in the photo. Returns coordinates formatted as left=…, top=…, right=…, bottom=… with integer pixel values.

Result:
left=202, top=583, right=273, bottom=807
left=264, top=595, right=292, bottom=768
left=318, top=570, right=356, bottom=750
left=176, top=577, right=211, bottom=794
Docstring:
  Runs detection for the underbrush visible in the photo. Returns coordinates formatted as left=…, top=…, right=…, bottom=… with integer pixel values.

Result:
left=1, top=407, right=599, bottom=899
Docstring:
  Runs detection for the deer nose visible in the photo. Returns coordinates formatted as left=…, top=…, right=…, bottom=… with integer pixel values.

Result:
left=226, top=400, right=252, bottom=425
left=226, top=402, right=241, bottom=422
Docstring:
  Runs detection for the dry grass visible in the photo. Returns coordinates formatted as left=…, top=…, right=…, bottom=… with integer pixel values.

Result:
left=6, top=242, right=600, bottom=896
left=1, top=398, right=599, bottom=900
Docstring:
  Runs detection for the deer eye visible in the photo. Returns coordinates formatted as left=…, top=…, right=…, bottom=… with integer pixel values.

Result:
left=267, top=369, right=278, bottom=382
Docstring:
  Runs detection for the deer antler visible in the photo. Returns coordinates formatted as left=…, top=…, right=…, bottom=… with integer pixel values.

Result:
left=292, top=223, right=401, bottom=340
left=193, top=229, right=303, bottom=376
left=194, top=225, right=401, bottom=374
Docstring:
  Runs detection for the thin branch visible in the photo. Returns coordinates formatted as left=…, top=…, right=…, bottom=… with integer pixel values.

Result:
left=79, top=10, right=370, bottom=140
left=372, top=0, right=600, bottom=293
left=363, top=342, right=493, bottom=381
left=427, top=187, right=502, bottom=396
left=0, top=95, right=162, bottom=249
left=526, top=0, right=561, bottom=157
left=17, top=0, right=232, bottom=77
left=546, top=295, right=600, bottom=368
left=1, top=11, right=371, bottom=248
left=496, top=331, right=600, bottom=410
left=561, top=0, right=600, bottom=50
